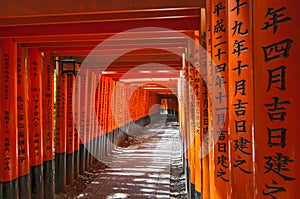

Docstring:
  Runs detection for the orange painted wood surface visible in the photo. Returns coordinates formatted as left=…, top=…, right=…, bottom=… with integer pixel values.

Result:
left=17, top=45, right=30, bottom=176
left=210, top=0, right=230, bottom=198
left=205, top=0, right=213, bottom=198
left=199, top=8, right=210, bottom=197
left=228, top=0, right=255, bottom=198
left=254, top=1, right=300, bottom=198
left=66, top=74, right=75, bottom=154
left=42, top=53, right=54, bottom=161
left=55, top=73, right=67, bottom=153
left=0, top=39, right=18, bottom=182
left=188, top=60, right=196, bottom=186
left=191, top=31, right=202, bottom=194
left=74, top=75, right=81, bottom=151
left=79, top=69, right=88, bottom=144
left=28, top=48, right=44, bottom=166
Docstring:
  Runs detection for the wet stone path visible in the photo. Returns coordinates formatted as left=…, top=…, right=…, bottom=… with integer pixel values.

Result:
left=80, top=115, right=185, bottom=199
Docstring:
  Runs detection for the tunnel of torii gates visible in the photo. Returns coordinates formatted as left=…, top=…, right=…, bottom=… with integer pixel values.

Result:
left=0, top=0, right=299, bottom=199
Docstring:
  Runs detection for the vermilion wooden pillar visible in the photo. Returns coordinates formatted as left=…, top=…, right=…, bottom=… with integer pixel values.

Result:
left=102, top=76, right=109, bottom=155
left=73, top=74, right=81, bottom=178
left=85, top=70, right=92, bottom=169
left=193, top=31, right=202, bottom=199
left=66, top=74, right=75, bottom=185
left=210, top=0, right=230, bottom=198
left=0, top=39, right=19, bottom=199
left=89, top=72, right=97, bottom=164
left=200, top=7, right=210, bottom=199
left=55, top=73, right=67, bottom=193
left=188, top=40, right=196, bottom=198
left=254, top=1, right=300, bottom=198
left=182, top=54, right=191, bottom=197
left=205, top=1, right=213, bottom=198
left=79, top=70, right=88, bottom=174
left=98, top=76, right=106, bottom=159
left=17, top=45, right=31, bottom=199
left=94, top=74, right=101, bottom=160
left=99, top=76, right=106, bottom=135
left=228, top=0, right=255, bottom=198
left=42, top=53, right=54, bottom=199
left=28, top=48, right=44, bottom=199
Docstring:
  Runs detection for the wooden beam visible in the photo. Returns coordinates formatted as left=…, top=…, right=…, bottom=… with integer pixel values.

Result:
left=0, top=8, right=200, bottom=26
left=0, top=17, right=199, bottom=37
left=14, top=31, right=194, bottom=43
left=23, top=37, right=187, bottom=48
left=0, top=0, right=204, bottom=17
left=82, top=63, right=182, bottom=72
left=50, top=47, right=185, bottom=57
left=38, top=43, right=186, bottom=52
left=100, top=73, right=180, bottom=79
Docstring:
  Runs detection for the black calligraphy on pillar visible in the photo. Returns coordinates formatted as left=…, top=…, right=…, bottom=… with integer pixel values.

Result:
left=215, top=76, right=226, bottom=89
left=264, top=97, right=290, bottom=122
left=17, top=62, right=27, bottom=164
left=32, top=88, right=41, bottom=128
left=214, top=36, right=227, bottom=61
left=232, top=21, right=249, bottom=36
left=213, top=0, right=229, bottom=184
left=235, top=120, right=246, bottom=133
left=218, top=142, right=227, bottom=153
left=217, top=128, right=227, bottom=141
left=217, top=112, right=226, bottom=126
left=218, top=155, right=229, bottom=168
left=264, top=152, right=296, bottom=181
left=234, top=155, right=252, bottom=174
left=215, top=63, right=227, bottom=73
left=217, top=168, right=229, bottom=182
left=233, top=99, right=248, bottom=117
left=232, top=60, right=248, bottom=77
left=260, top=3, right=295, bottom=197
left=4, top=137, right=11, bottom=170
left=234, top=137, right=251, bottom=155
left=262, top=7, right=292, bottom=34
left=32, top=61, right=38, bottom=77
left=213, top=2, right=225, bottom=17
left=214, top=19, right=226, bottom=33
left=266, top=66, right=286, bottom=92
left=3, top=54, right=9, bottom=100
left=233, top=40, right=248, bottom=57
left=263, top=180, right=286, bottom=199
left=231, top=0, right=247, bottom=16
left=234, top=79, right=246, bottom=96
left=267, top=128, right=286, bottom=148
left=262, top=39, right=293, bottom=63
left=216, top=91, right=226, bottom=104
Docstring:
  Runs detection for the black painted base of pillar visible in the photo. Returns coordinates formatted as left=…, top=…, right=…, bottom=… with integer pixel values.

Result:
left=0, top=178, right=19, bottom=199
left=186, top=160, right=190, bottom=195
left=55, top=153, right=66, bottom=194
left=43, top=160, right=54, bottom=199
left=90, top=138, right=96, bottom=165
left=190, top=183, right=195, bottom=199
left=195, top=191, right=201, bottom=199
left=95, top=137, right=100, bottom=160
left=74, top=150, right=79, bottom=179
left=19, top=174, right=31, bottom=199
left=85, top=145, right=90, bottom=170
left=66, top=153, right=74, bottom=185
left=31, top=164, right=44, bottom=199
left=79, top=144, right=86, bottom=174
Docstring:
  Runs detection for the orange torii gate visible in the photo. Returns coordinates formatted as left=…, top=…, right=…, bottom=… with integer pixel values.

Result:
left=0, top=1, right=299, bottom=198
left=179, top=1, right=300, bottom=199
left=0, top=39, right=19, bottom=199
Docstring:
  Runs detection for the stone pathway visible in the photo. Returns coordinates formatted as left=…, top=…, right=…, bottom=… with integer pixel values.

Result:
left=80, top=115, right=183, bottom=199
